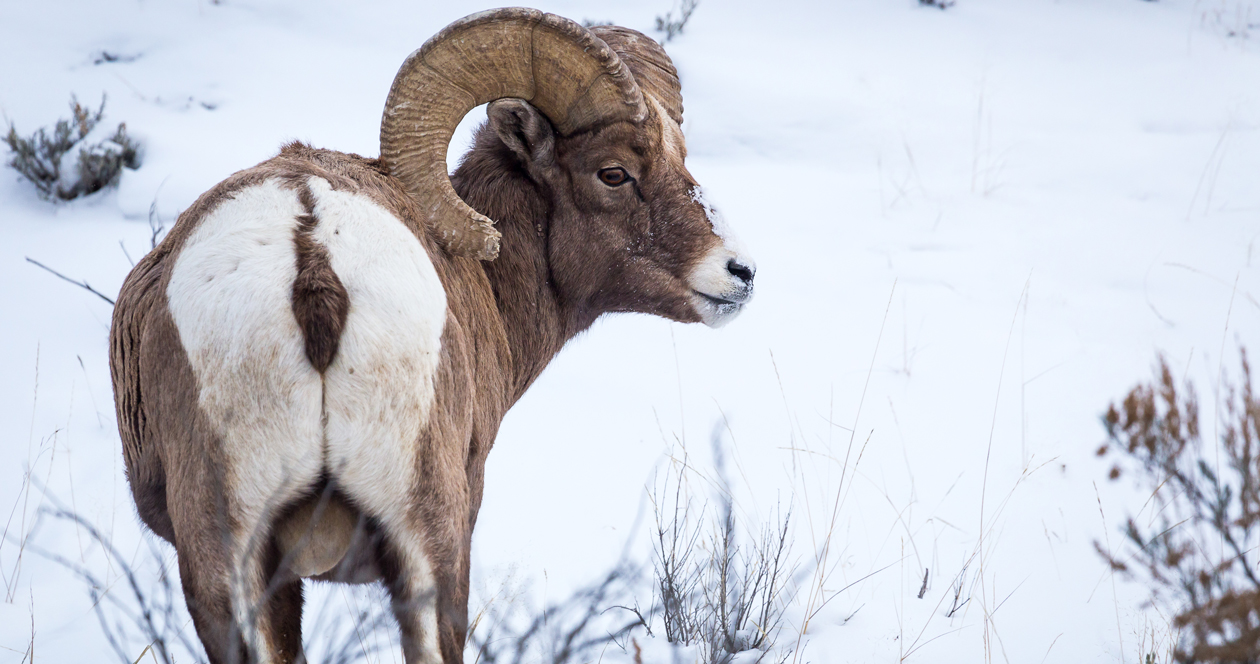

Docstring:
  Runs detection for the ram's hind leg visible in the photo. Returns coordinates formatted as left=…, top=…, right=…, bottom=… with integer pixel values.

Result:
left=170, top=478, right=309, bottom=664
left=172, top=499, right=242, bottom=664
left=255, top=558, right=304, bottom=664
left=373, top=518, right=443, bottom=663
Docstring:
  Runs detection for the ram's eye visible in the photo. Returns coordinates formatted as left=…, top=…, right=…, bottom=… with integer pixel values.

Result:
left=598, top=167, right=630, bottom=187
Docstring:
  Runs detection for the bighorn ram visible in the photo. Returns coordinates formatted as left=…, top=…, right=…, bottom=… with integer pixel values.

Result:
left=109, top=8, right=754, bottom=663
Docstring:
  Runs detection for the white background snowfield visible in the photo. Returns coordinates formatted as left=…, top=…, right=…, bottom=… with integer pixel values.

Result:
left=2, top=0, right=1259, bottom=662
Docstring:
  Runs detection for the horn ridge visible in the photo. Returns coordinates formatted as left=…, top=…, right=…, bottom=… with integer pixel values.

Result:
left=591, top=25, right=683, bottom=125
left=380, top=8, right=646, bottom=261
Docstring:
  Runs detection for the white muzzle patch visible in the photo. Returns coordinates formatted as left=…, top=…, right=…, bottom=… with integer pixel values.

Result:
left=686, top=186, right=755, bottom=328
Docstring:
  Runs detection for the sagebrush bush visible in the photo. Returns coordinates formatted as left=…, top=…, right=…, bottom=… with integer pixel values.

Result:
left=4, top=94, right=140, bottom=200
left=1098, top=350, right=1260, bottom=663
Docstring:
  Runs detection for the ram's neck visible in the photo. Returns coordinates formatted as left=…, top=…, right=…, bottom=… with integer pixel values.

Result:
left=449, top=127, right=580, bottom=405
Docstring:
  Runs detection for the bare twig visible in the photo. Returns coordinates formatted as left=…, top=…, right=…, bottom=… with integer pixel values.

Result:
left=25, top=256, right=115, bottom=305
left=946, top=563, right=970, bottom=619
left=655, top=0, right=698, bottom=42
left=468, top=564, right=647, bottom=664
left=148, top=198, right=167, bottom=249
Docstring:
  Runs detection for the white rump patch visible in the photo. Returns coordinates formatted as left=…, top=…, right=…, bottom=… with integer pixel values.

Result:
left=307, top=176, right=445, bottom=658
left=168, top=175, right=447, bottom=514
left=168, top=175, right=446, bottom=660
left=304, top=176, right=447, bottom=509
left=167, top=179, right=326, bottom=519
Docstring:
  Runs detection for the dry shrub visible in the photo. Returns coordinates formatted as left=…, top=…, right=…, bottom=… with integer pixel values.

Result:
left=655, top=0, right=698, bottom=43
left=1099, top=349, right=1260, bottom=663
left=28, top=495, right=394, bottom=664
left=652, top=430, right=795, bottom=664
left=470, top=427, right=796, bottom=664
left=466, top=565, right=648, bottom=664
left=30, top=508, right=207, bottom=664
left=4, top=94, right=140, bottom=200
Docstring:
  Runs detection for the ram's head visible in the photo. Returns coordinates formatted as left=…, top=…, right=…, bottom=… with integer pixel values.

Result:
left=380, top=8, right=755, bottom=327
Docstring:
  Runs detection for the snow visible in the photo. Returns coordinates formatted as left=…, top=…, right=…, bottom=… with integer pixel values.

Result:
left=2, top=0, right=1259, bottom=662
left=689, top=185, right=741, bottom=252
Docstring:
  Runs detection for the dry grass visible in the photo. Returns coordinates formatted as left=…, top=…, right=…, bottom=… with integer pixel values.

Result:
left=2, top=349, right=50, bottom=605
left=17, top=441, right=801, bottom=663
left=1198, top=0, right=1258, bottom=40
left=785, top=284, right=898, bottom=662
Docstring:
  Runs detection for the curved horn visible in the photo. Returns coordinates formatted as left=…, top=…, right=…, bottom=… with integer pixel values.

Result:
left=380, top=8, right=647, bottom=260
left=591, top=26, right=683, bottom=126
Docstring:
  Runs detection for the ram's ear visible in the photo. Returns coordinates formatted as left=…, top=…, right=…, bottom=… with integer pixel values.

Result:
left=487, top=99, right=557, bottom=179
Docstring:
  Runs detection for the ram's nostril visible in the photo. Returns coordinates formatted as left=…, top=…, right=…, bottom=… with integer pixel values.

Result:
left=726, top=259, right=755, bottom=284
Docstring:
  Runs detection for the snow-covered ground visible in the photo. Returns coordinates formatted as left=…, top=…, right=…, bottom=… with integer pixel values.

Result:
left=2, top=0, right=1259, bottom=661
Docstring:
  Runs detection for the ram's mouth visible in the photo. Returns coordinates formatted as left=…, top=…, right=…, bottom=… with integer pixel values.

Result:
left=694, top=290, right=737, bottom=306
left=689, top=289, right=746, bottom=328
left=685, top=243, right=755, bottom=328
